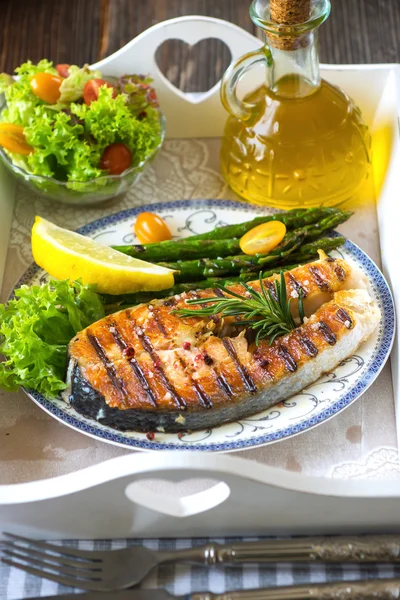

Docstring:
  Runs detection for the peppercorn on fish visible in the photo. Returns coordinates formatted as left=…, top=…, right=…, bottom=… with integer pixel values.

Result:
left=66, top=253, right=378, bottom=432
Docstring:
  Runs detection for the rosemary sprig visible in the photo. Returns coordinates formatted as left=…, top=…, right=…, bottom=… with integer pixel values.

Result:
left=174, top=271, right=301, bottom=345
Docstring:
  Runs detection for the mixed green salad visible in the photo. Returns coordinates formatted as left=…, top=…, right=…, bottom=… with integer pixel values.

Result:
left=0, top=60, right=162, bottom=187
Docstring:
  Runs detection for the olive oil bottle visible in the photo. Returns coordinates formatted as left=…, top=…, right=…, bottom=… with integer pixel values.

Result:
left=220, top=0, right=371, bottom=208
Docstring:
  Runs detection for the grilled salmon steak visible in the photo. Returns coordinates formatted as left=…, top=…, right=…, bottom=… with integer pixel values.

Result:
left=66, top=254, right=379, bottom=433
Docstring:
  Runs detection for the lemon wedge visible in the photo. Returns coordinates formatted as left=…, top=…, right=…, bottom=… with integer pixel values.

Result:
left=31, top=216, right=175, bottom=295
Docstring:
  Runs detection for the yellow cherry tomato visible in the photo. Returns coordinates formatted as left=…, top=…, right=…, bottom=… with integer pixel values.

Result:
left=134, top=212, right=172, bottom=244
left=30, top=72, right=63, bottom=104
left=0, top=123, right=33, bottom=155
left=240, top=221, right=286, bottom=256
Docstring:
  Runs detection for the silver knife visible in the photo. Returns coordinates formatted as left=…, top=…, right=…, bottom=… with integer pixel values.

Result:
left=30, top=577, right=400, bottom=599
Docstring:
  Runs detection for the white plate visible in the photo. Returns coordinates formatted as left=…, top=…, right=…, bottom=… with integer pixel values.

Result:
left=17, top=199, right=395, bottom=452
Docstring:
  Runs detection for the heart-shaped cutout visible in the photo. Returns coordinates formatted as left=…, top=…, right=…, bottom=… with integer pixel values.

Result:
left=155, top=38, right=232, bottom=95
left=125, top=478, right=230, bottom=518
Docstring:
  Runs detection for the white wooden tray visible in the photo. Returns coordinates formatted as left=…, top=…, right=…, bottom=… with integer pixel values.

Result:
left=2, top=452, right=400, bottom=539
left=0, top=16, right=400, bottom=538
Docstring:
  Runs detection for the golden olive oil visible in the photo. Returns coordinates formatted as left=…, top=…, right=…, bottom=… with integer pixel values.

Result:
left=220, top=74, right=371, bottom=209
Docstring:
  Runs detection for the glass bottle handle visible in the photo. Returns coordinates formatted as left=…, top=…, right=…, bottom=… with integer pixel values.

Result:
left=220, top=47, right=271, bottom=121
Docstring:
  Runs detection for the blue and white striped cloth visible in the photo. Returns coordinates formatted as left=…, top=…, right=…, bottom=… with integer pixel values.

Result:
left=1, top=538, right=399, bottom=599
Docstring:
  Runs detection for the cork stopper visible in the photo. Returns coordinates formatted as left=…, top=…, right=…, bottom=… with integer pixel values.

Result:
left=268, top=0, right=311, bottom=50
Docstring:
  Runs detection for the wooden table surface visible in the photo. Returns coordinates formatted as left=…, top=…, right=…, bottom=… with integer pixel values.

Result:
left=1, top=0, right=399, bottom=92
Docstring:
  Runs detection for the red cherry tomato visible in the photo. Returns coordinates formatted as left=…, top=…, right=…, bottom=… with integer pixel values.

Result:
left=83, top=79, right=117, bottom=106
left=134, top=212, right=172, bottom=244
left=30, top=72, right=63, bottom=104
left=100, top=143, right=132, bottom=175
left=56, top=64, right=71, bottom=78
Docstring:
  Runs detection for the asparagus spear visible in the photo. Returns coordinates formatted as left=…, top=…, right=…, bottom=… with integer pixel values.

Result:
left=161, top=212, right=350, bottom=282
left=284, top=236, right=346, bottom=263
left=104, top=236, right=345, bottom=310
left=184, top=206, right=340, bottom=241
left=113, top=238, right=243, bottom=262
left=112, top=207, right=347, bottom=262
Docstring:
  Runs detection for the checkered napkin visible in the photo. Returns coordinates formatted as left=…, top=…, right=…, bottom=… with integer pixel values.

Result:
left=1, top=538, right=399, bottom=599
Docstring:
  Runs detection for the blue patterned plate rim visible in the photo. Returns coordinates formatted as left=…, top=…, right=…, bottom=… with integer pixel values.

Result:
left=15, top=199, right=395, bottom=453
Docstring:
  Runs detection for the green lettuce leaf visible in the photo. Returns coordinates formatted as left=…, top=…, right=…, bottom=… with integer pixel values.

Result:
left=117, top=74, right=160, bottom=122
left=0, top=279, right=105, bottom=396
left=58, top=64, right=101, bottom=105
left=0, top=74, right=14, bottom=94
left=1, top=60, right=58, bottom=125
left=23, top=108, right=104, bottom=181
left=15, top=59, right=57, bottom=78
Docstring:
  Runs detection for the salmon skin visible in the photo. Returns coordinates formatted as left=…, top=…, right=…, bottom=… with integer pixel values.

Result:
left=66, top=254, right=378, bottom=433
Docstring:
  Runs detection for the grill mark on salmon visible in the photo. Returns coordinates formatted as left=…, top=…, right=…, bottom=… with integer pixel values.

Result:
left=278, top=344, right=298, bottom=372
left=308, top=266, right=330, bottom=292
left=334, top=264, right=346, bottom=282
left=265, top=280, right=278, bottom=301
left=319, top=320, right=337, bottom=345
left=177, top=355, right=213, bottom=409
left=135, top=327, right=187, bottom=410
left=215, top=373, right=234, bottom=398
left=87, top=332, right=129, bottom=400
left=199, top=353, right=233, bottom=400
left=336, top=308, right=353, bottom=328
left=149, top=306, right=168, bottom=336
left=162, top=298, right=177, bottom=308
left=109, top=324, right=157, bottom=407
left=299, top=335, right=318, bottom=357
left=213, top=288, right=226, bottom=298
left=222, top=338, right=257, bottom=394
left=288, top=273, right=307, bottom=298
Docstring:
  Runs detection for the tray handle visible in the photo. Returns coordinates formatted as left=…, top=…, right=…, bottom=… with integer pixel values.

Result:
left=92, top=16, right=262, bottom=138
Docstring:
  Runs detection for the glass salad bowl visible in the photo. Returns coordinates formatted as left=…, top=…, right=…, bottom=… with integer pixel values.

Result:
left=0, top=113, right=166, bottom=206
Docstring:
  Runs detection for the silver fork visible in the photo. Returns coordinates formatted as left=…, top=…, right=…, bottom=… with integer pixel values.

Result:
left=3, top=532, right=400, bottom=592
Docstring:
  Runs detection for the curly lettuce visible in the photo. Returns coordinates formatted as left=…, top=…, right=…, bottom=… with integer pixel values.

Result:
left=117, top=74, right=160, bottom=122
left=24, top=108, right=103, bottom=181
left=0, top=74, right=14, bottom=94
left=73, top=87, right=161, bottom=164
left=1, top=60, right=58, bottom=125
left=58, top=64, right=101, bottom=105
left=0, top=280, right=105, bottom=396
